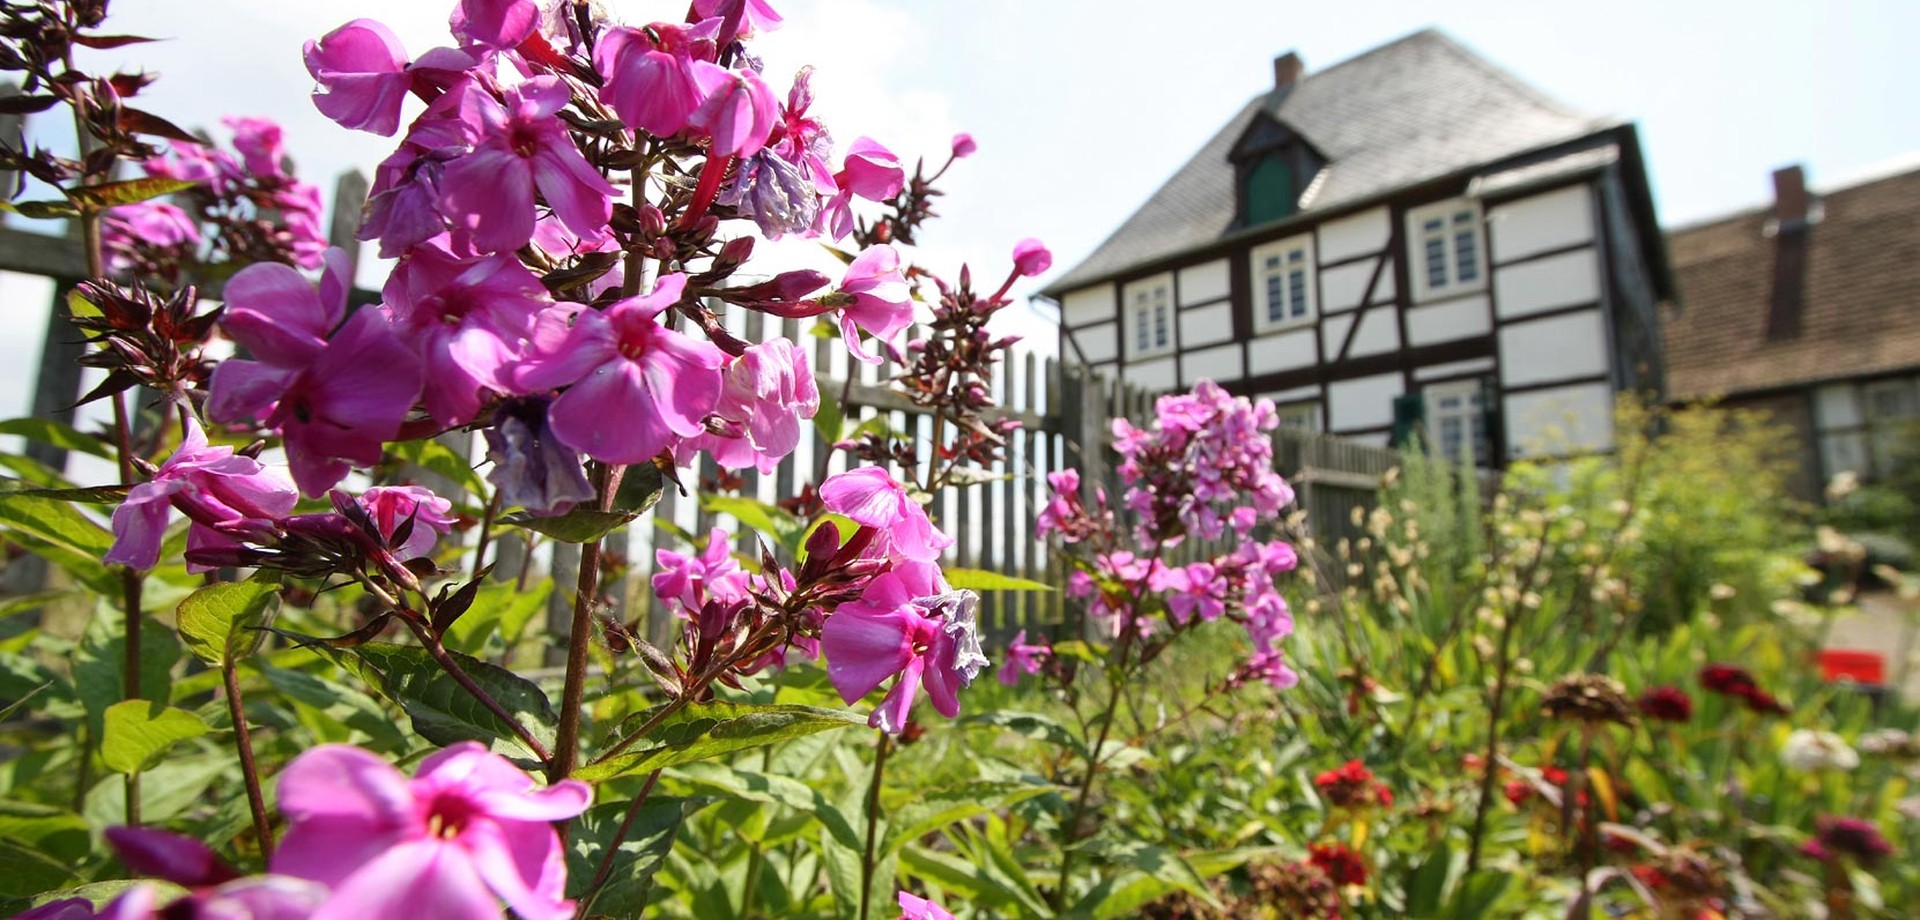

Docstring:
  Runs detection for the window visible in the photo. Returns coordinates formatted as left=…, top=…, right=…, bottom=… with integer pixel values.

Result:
left=1425, top=379, right=1491, bottom=467
left=1124, top=277, right=1172, bottom=357
left=1245, top=154, right=1296, bottom=225
left=1408, top=200, right=1486, bottom=301
left=1250, top=235, right=1315, bottom=331
left=1275, top=401, right=1321, bottom=433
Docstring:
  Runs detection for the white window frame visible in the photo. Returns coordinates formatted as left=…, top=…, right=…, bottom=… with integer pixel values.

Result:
left=1407, top=199, right=1487, bottom=303
left=1424, top=378, right=1490, bottom=467
left=1250, top=234, right=1317, bottom=333
left=1274, top=401, right=1322, bottom=433
left=1123, top=274, right=1174, bottom=359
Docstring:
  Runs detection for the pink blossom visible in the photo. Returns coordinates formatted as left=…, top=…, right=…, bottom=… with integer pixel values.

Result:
left=102, top=201, right=200, bottom=273
left=273, top=742, right=590, bottom=920
left=440, top=76, right=620, bottom=254
left=594, top=24, right=725, bottom=139
left=997, top=629, right=1051, bottom=686
left=1011, top=238, right=1051, bottom=277
left=693, top=337, right=819, bottom=474
left=837, top=137, right=904, bottom=202
left=836, top=244, right=912, bottom=364
left=449, top=0, right=538, bottom=52
left=383, top=243, right=550, bottom=424
left=654, top=528, right=750, bottom=613
left=72, top=827, right=330, bottom=920
left=823, top=569, right=985, bottom=732
left=513, top=274, right=726, bottom=465
left=105, top=417, right=297, bottom=572
left=950, top=133, right=976, bottom=159
left=358, top=486, right=456, bottom=560
left=690, top=67, right=779, bottom=158
left=694, top=0, right=785, bottom=39
left=819, top=467, right=951, bottom=562
left=223, top=116, right=286, bottom=177
left=897, top=891, right=958, bottom=920
left=304, top=19, right=412, bottom=136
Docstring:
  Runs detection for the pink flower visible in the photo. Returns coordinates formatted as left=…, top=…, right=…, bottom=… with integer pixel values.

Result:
left=950, top=133, right=976, bottom=159
left=81, top=826, right=329, bottom=920
left=513, top=274, right=726, bottom=465
left=823, top=569, right=986, bottom=732
left=272, top=742, right=591, bottom=920
left=997, top=629, right=1050, bottom=686
left=690, top=67, right=779, bottom=158
left=102, top=201, right=200, bottom=273
left=440, top=76, right=620, bottom=254
left=694, top=0, right=785, bottom=39
left=383, top=243, right=551, bottom=425
left=1011, top=238, right=1051, bottom=277
left=357, top=486, right=456, bottom=560
left=594, top=24, right=725, bottom=139
left=693, top=337, right=819, bottom=474
left=449, top=0, right=538, bottom=51
left=836, top=244, right=912, bottom=364
left=837, top=137, right=904, bottom=202
left=654, top=527, right=750, bottom=613
left=304, top=19, right=412, bottom=136
left=897, top=891, right=958, bottom=920
left=105, top=417, right=297, bottom=572
left=223, top=116, right=286, bottom=177
left=819, top=467, right=952, bottom=562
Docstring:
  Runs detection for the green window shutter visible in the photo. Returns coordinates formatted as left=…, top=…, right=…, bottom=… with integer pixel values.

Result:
left=1245, top=154, right=1295, bottom=225
left=1389, top=393, right=1426, bottom=449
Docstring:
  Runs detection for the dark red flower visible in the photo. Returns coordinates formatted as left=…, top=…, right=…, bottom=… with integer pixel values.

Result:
left=1636, top=685, right=1694, bottom=722
left=1699, top=664, right=1759, bottom=696
left=1314, top=760, right=1392, bottom=810
left=1803, top=816, right=1894, bottom=866
left=1308, top=842, right=1368, bottom=887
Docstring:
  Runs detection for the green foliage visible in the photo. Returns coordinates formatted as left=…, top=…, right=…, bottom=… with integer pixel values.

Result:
left=305, top=641, right=557, bottom=761
left=99, top=701, right=208, bottom=775
left=175, top=578, right=279, bottom=665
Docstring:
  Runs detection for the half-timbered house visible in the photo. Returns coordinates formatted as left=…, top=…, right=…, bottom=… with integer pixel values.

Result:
left=1039, top=29, right=1673, bottom=466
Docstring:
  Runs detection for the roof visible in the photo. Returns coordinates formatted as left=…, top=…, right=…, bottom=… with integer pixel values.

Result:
left=1663, top=163, right=1920, bottom=400
left=1043, top=29, right=1618, bottom=296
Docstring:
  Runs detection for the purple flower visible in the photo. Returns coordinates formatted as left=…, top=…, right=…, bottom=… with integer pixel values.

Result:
left=823, top=569, right=986, bottom=733
left=694, top=0, right=785, bottom=39
left=653, top=527, right=750, bottom=613
left=690, top=67, right=779, bottom=158
left=1011, top=238, right=1051, bottom=277
left=819, top=467, right=951, bottom=562
left=593, top=25, right=723, bottom=139
left=73, top=827, right=329, bottom=920
left=384, top=243, right=550, bottom=424
left=440, top=76, right=620, bottom=254
left=689, top=337, right=819, bottom=474
left=105, top=417, right=297, bottom=572
left=482, top=398, right=594, bottom=515
left=358, top=486, right=455, bottom=560
left=304, top=19, right=412, bottom=136
left=718, top=149, right=823, bottom=238
left=997, top=629, right=1051, bottom=687
left=836, top=244, right=912, bottom=364
left=272, top=742, right=590, bottom=920
left=513, top=274, right=726, bottom=465
left=837, top=137, right=904, bottom=202
left=223, top=116, right=286, bottom=177
left=102, top=201, right=200, bottom=273
left=449, top=0, right=538, bottom=52
left=896, top=891, right=958, bottom=920
left=950, top=133, right=976, bottom=159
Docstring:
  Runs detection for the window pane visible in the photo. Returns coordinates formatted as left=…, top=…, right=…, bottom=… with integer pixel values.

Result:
left=1423, top=218, right=1443, bottom=233
left=1265, top=272, right=1284, bottom=322
left=1135, top=308, right=1149, bottom=351
left=1288, top=269, right=1307, bottom=317
left=1153, top=303, right=1169, bottom=347
left=1455, top=229, right=1478, bottom=282
left=1425, top=238, right=1447, bottom=288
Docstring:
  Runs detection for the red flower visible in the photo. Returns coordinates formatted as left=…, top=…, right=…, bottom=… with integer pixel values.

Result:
left=1308, top=843, right=1368, bottom=887
left=1314, top=760, right=1392, bottom=810
left=1803, top=816, right=1894, bottom=866
left=1503, top=779, right=1531, bottom=806
left=1698, top=664, right=1789, bottom=715
left=1636, top=685, right=1694, bottom=722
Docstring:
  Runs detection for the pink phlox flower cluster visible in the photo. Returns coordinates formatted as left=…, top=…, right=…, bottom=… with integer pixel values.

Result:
left=357, top=485, right=457, bottom=561
left=100, top=201, right=199, bottom=275
left=15, top=826, right=327, bottom=919
left=271, top=741, right=591, bottom=920
left=104, top=416, right=297, bottom=572
left=818, top=467, right=952, bottom=562
left=836, top=244, right=914, bottom=365
left=653, top=527, right=752, bottom=615
left=896, top=891, right=958, bottom=920
left=681, top=336, right=820, bottom=474
left=1112, top=379, right=1294, bottom=546
left=382, top=242, right=550, bottom=425
left=439, top=75, right=619, bottom=254
left=1065, top=551, right=1167, bottom=638
left=997, top=628, right=1052, bottom=687
left=1035, top=469, right=1109, bottom=544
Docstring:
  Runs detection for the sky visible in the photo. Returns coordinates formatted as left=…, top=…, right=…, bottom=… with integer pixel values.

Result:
left=4, top=0, right=1917, bottom=425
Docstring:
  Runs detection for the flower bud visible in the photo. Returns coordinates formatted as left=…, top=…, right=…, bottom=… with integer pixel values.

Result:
left=1011, top=238, right=1051, bottom=277
left=950, top=132, right=977, bottom=159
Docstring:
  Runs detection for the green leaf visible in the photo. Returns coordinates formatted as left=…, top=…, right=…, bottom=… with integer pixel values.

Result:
left=0, top=801, right=89, bottom=863
left=387, top=438, right=488, bottom=501
left=308, top=641, right=556, bottom=760
left=502, top=508, right=637, bottom=544
left=1404, top=844, right=1457, bottom=916
left=73, top=617, right=179, bottom=743
left=3, top=199, right=79, bottom=219
left=568, top=797, right=702, bottom=917
left=2, top=486, right=127, bottom=504
left=175, top=578, right=280, bottom=665
left=576, top=702, right=867, bottom=783
left=1446, top=869, right=1514, bottom=920
left=613, top=462, right=666, bottom=515
left=899, top=844, right=1049, bottom=917
left=99, top=700, right=208, bottom=775
left=943, top=568, right=1054, bottom=592
left=882, top=781, right=1054, bottom=857
left=66, top=178, right=197, bottom=211
left=0, top=419, right=113, bottom=459
left=25, top=881, right=188, bottom=913
left=0, top=681, right=50, bottom=723
left=255, top=662, right=403, bottom=748
left=669, top=761, right=862, bottom=850
left=961, top=710, right=1085, bottom=756
left=0, top=491, right=115, bottom=592
left=700, top=495, right=805, bottom=552
left=0, top=836, right=78, bottom=898
left=442, top=579, right=553, bottom=655
left=814, top=385, right=845, bottom=445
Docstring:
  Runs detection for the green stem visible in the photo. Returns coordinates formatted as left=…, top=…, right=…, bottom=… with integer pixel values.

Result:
left=222, top=658, right=274, bottom=862
left=1051, top=628, right=1135, bottom=910
left=580, top=768, right=662, bottom=914
left=858, top=730, right=891, bottom=920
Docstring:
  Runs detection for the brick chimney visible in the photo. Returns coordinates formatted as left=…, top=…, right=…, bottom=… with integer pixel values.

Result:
left=1766, top=164, right=1811, bottom=341
left=1272, top=52, right=1304, bottom=90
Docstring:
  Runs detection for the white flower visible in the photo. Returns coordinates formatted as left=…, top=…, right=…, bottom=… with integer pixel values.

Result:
left=1781, top=729, right=1860, bottom=773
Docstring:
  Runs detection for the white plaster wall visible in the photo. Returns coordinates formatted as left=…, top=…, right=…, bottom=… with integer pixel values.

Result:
left=1316, top=206, right=1390, bottom=264
left=1814, top=383, right=1862, bottom=429
left=1405, top=293, right=1491, bottom=345
left=1074, top=321, right=1118, bottom=364
left=1346, top=431, right=1391, bottom=448
left=1320, top=313, right=1352, bottom=358
left=1328, top=372, right=1404, bottom=431
left=1497, top=309, right=1608, bottom=388
left=1348, top=307, right=1400, bottom=358
left=1489, top=185, right=1594, bottom=264
left=1260, top=384, right=1324, bottom=403
left=1128, top=356, right=1178, bottom=392
left=1181, top=343, right=1245, bottom=386
left=1320, top=257, right=1393, bottom=312
left=1493, top=248, right=1599, bottom=319
left=1247, top=327, right=1317, bottom=376
left=1178, top=259, right=1230, bottom=306
left=1504, top=382, right=1614, bottom=458
left=1413, top=357, right=1497, bottom=381
left=1061, top=284, right=1115, bottom=327
left=1180, top=302, right=1234, bottom=348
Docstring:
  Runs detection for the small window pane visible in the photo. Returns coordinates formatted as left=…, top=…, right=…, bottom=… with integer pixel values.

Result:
left=1455, top=229, right=1478, bottom=282
left=1265, top=273, right=1285, bottom=322
left=1423, top=218, right=1444, bottom=232
left=1288, top=269, right=1307, bottom=317
left=1425, top=238, right=1447, bottom=288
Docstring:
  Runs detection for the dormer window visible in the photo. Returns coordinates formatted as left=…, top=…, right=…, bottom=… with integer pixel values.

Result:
left=1230, top=115, right=1325, bottom=229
